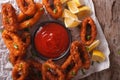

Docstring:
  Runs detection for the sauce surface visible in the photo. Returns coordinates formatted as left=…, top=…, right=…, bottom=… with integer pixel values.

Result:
left=34, top=23, right=69, bottom=58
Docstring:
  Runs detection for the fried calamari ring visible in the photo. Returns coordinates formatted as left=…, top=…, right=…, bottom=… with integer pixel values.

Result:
left=61, top=48, right=82, bottom=79
left=12, top=61, right=29, bottom=80
left=80, top=17, right=97, bottom=46
left=79, top=42, right=91, bottom=69
left=71, top=41, right=91, bottom=69
left=42, top=0, right=62, bottom=19
left=6, top=32, right=30, bottom=65
left=16, top=0, right=37, bottom=16
left=42, top=59, right=65, bottom=80
left=2, top=30, right=28, bottom=57
left=18, top=3, right=44, bottom=30
left=1, top=3, right=19, bottom=32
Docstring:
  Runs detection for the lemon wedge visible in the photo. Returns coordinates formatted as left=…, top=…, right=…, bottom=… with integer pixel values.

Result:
left=77, top=6, right=91, bottom=19
left=67, top=0, right=80, bottom=14
left=62, top=9, right=80, bottom=28
left=92, top=50, right=105, bottom=62
left=87, top=40, right=100, bottom=52
left=64, top=17, right=80, bottom=28
left=62, top=9, right=78, bottom=19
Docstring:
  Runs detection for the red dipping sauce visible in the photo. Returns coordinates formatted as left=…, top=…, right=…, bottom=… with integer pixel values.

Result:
left=34, top=22, right=69, bottom=58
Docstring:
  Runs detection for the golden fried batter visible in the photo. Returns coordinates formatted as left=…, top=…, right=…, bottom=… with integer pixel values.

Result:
left=2, top=30, right=29, bottom=57
left=42, top=59, right=65, bottom=80
left=18, top=3, right=44, bottom=30
left=42, top=0, right=62, bottom=19
left=16, top=0, right=37, bottom=16
left=70, top=41, right=91, bottom=69
left=12, top=61, right=29, bottom=80
left=80, top=17, right=97, bottom=46
left=2, top=3, right=19, bottom=32
left=62, top=47, right=82, bottom=79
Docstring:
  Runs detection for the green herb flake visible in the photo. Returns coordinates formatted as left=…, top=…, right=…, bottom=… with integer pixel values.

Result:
left=53, top=9, right=57, bottom=14
left=47, top=67, right=51, bottom=71
left=20, top=63, right=23, bottom=68
left=0, top=29, right=3, bottom=33
left=118, top=51, right=120, bottom=55
left=5, top=18, right=9, bottom=23
left=8, top=57, right=10, bottom=61
left=18, top=63, right=23, bottom=71
left=71, top=71, right=76, bottom=76
left=44, top=64, right=50, bottom=70
left=86, top=35, right=91, bottom=40
left=40, top=8, right=43, bottom=11
left=13, top=43, right=18, bottom=49
left=85, top=46, right=89, bottom=51
left=81, top=69, right=86, bottom=75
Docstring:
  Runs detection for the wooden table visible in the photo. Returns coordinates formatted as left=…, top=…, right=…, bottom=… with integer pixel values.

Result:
left=81, top=0, right=120, bottom=80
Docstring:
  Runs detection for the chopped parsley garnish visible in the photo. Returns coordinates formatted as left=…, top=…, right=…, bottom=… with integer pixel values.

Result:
left=5, top=18, right=9, bottom=23
left=85, top=46, right=89, bottom=51
left=0, top=29, right=3, bottom=33
left=53, top=9, right=57, bottom=14
left=86, top=35, right=91, bottom=40
left=40, top=8, right=44, bottom=11
left=71, top=71, right=76, bottom=76
left=118, top=51, right=120, bottom=55
left=13, top=43, right=18, bottom=49
left=44, top=64, right=51, bottom=70
left=8, top=57, right=10, bottom=61
left=47, top=67, right=51, bottom=71
left=20, top=63, right=23, bottom=68
left=18, top=63, right=23, bottom=71
left=81, top=69, right=86, bottom=75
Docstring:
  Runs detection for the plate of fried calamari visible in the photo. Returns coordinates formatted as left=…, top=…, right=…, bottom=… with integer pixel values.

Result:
left=0, top=0, right=110, bottom=80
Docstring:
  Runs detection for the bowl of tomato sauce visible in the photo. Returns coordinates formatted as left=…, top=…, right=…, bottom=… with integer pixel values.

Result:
left=31, top=21, right=71, bottom=61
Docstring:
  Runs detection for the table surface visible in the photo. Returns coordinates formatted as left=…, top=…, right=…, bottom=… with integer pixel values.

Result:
left=81, top=0, right=120, bottom=80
